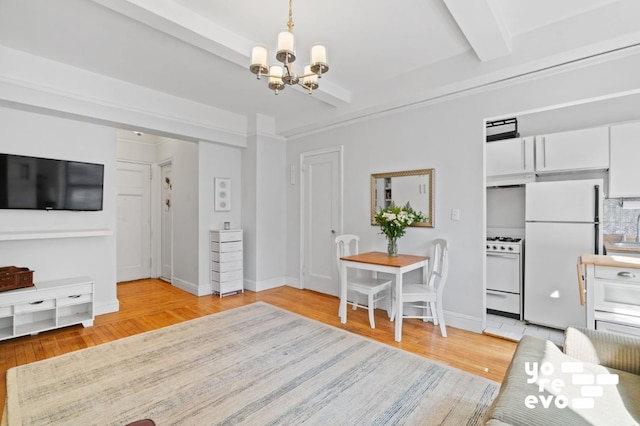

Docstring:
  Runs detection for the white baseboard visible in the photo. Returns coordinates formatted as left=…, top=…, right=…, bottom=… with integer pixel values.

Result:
left=285, top=276, right=302, bottom=289
left=95, top=299, right=120, bottom=316
left=172, top=278, right=209, bottom=296
left=443, top=310, right=484, bottom=334
left=244, top=277, right=286, bottom=292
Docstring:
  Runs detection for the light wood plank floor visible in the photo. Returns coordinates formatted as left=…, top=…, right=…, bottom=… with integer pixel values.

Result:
left=0, top=279, right=516, bottom=414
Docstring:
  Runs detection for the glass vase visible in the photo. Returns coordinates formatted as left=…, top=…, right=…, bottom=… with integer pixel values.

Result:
left=387, top=237, right=398, bottom=257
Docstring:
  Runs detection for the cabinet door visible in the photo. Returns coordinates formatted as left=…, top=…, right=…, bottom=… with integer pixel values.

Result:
left=486, top=137, right=534, bottom=176
left=609, top=121, right=640, bottom=198
left=535, top=127, right=609, bottom=173
left=390, top=174, right=429, bottom=212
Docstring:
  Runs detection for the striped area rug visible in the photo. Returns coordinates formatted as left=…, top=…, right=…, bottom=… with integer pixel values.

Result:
left=3, top=302, right=498, bottom=425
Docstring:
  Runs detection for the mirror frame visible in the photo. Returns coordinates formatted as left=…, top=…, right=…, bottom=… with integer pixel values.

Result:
left=371, top=168, right=434, bottom=228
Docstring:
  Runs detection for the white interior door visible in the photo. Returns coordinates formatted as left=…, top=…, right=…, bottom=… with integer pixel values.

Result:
left=116, top=162, right=151, bottom=282
left=160, top=163, right=173, bottom=282
left=301, top=148, right=342, bottom=296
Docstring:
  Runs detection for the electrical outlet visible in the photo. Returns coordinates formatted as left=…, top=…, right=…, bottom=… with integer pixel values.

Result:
left=451, top=208, right=461, bottom=221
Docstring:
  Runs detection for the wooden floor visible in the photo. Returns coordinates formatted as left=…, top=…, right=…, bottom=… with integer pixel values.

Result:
left=0, top=279, right=516, bottom=414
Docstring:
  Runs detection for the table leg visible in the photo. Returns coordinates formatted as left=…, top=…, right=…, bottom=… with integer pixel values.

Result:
left=339, top=262, right=348, bottom=323
left=394, top=271, right=403, bottom=342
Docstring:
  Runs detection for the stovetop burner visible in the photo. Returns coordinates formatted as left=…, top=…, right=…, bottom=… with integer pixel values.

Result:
left=487, top=236, right=522, bottom=243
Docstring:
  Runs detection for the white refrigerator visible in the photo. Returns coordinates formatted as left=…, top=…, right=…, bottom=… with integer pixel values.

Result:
left=524, top=179, right=603, bottom=330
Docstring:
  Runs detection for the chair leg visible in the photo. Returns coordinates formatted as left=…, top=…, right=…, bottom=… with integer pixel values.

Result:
left=389, top=293, right=395, bottom=322
left=368, top=292, right=375, bottom=329
left=437, top=305, right=447, bottom=337
left=352, top=294, right=358, bottom=311
left=429, top=302, right=438, bottom=325
left=386, top=288, right=392, bottom=319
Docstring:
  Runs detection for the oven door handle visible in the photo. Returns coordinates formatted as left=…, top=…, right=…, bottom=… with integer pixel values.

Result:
left=487, top=252, right=519, bottom=259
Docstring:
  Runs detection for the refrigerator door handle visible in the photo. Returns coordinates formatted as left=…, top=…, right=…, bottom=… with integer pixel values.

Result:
left=594, top=185, right=600, bottom=254
left=594, top=185, right=600, bottom=223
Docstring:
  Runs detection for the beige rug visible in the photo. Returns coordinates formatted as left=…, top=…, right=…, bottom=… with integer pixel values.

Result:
left=3, top=302, right=498, bottom=425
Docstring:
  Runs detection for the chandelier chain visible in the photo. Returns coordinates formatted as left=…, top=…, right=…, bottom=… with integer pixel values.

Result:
left=287, top=0, right=294, bottom=32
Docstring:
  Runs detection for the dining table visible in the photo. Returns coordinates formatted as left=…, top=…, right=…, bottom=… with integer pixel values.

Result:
left=339, top=251, right=429, bottom=342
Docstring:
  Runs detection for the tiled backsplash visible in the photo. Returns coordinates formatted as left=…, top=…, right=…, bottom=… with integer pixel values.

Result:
left=603, top=198, right=640, bottom=238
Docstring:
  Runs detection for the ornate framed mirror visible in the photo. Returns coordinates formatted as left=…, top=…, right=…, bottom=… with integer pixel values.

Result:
left=371, top=168, right=434, bottom=228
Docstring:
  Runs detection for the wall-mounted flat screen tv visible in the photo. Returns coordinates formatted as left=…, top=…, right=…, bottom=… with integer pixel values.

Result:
left=0, top=154, right=104, bottom=211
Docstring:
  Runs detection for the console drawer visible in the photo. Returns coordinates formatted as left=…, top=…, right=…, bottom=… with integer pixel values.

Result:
left=15, top=299, right=55, bottom=313
left=57, top=293, right=92, bottom=307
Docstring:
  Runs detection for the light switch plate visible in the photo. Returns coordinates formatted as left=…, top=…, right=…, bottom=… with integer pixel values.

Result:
left=451, top=208, right=461, bottom=221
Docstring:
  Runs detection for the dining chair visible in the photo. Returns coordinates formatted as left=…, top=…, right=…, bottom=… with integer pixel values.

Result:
left=392, top=238, right=449, bottom=337
left=335, top=234, right=393, bottom=328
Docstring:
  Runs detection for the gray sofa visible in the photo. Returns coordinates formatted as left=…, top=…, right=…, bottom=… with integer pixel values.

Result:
left=485, top=327, right=640, bottom=425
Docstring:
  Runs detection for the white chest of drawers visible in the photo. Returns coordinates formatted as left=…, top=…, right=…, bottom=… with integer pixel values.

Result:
left=0, top=276, right=94, bottom=341
left=210, top=229, right=244, bottom=297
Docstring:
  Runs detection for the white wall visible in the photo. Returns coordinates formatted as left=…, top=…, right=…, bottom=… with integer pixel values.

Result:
left=286, top=50, right=640, bottom=332
left=0, top=107, right=118, bottom=315
left=198, top=141, right=243, bottom=294
left=156, top=139, right=200, bottom=294
left=242, top=131, right=287, bottom=291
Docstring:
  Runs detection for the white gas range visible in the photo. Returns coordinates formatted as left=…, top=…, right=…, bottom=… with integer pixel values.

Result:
left=486, top=236, right=524, bottom=319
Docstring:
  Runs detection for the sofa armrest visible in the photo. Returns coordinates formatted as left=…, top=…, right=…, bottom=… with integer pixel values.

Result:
left=564, top=326, right=640, bottom=375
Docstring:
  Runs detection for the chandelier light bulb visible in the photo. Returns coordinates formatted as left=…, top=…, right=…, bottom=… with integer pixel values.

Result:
left=250, top=46, right=268, bottom=76
left=276, top=31, right=296, bottom=63
left=302, top=65, right=318, bottom=93
left=268, top=65, right=285, bottom=94
left=311, top=44, right=327, bottom=65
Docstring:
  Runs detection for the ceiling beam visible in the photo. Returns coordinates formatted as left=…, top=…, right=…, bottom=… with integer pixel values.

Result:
left=90, top=0, right=350, bottom=107
left=443, top=0, right=512, bottom=62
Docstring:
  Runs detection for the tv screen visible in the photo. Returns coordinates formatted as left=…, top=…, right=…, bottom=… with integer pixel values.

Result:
left=0, top=154, right=104, bottom=211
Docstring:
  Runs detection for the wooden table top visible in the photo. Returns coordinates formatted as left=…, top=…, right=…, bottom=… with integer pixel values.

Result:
left=340, top=251, right=428, bottom=268
left=580, top=254, right=640, bottom=269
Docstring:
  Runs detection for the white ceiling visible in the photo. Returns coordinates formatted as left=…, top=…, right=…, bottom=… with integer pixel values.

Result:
left=0, top=0, right=639, bottom=137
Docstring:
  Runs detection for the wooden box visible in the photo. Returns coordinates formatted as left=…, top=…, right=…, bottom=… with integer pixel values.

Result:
left=0, top=266, right=34, bottom=292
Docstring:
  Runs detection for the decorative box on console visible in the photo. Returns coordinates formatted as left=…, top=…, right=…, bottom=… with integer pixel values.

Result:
left=0, top=266, right=34, bottom=292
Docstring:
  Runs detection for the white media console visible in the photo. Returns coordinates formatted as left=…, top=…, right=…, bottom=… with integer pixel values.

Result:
left=0, top=276, right=94, bottom=341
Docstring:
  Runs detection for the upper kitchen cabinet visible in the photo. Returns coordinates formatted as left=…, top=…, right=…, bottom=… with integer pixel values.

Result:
left=486, top=137, right=535, bottom=186
left=535, top=127, right=609, bottom=174
left=609, top=121, right=640, bottom=198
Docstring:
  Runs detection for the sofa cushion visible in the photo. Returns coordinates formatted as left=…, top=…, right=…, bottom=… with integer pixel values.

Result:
left=485, top=335, right=640, bottom=426
left=564, top=326, right=640, bottom=375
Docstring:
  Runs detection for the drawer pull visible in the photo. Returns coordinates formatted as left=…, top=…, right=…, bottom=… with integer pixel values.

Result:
left=69, top=295, right=81, bottom=299
left=29, top=300, right=44, bottom=305
left=617, top=271, right=636, bottom=278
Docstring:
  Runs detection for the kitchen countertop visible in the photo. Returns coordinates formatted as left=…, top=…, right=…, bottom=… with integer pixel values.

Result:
left=580, top=254, right=640, bottom=268
left=603, top=234, right=640, bottom=254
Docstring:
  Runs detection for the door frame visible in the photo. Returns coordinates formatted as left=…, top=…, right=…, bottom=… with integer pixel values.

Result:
left=299, top=146, right=344, bottom=290
left=156, top=159, right=173, bottom=281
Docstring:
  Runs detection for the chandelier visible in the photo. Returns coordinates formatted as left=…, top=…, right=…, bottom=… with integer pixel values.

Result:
left=249, top=0, right=329, bottom=95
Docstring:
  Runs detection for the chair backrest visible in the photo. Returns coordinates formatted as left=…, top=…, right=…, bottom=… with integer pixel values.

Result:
left=428, top=239, right=449, bottom=295
left=335, top=234, right=360, bottom=276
